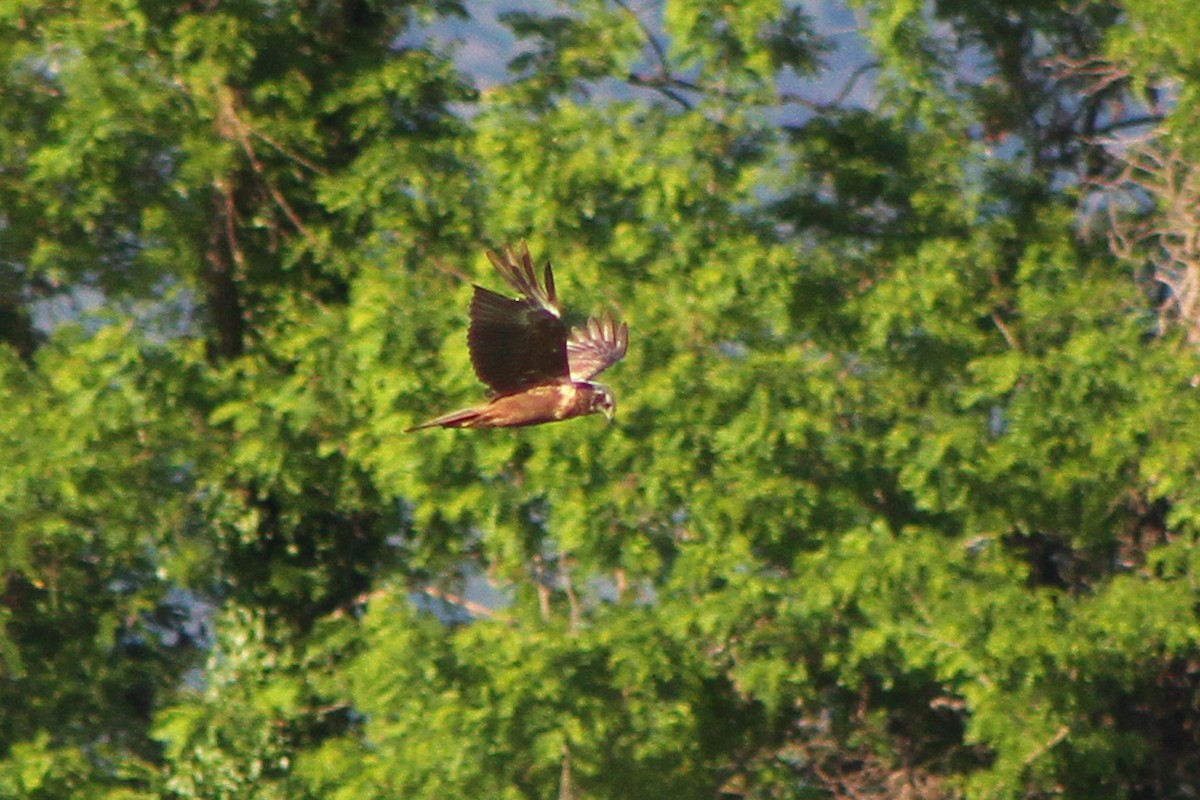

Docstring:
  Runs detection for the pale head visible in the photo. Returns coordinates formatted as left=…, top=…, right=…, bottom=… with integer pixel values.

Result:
left=585, top=382, right=616, bottom=422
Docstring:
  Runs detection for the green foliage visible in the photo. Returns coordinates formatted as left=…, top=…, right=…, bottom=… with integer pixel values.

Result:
left=305, top=597, right=752, bottom=799
left=2, top=1, right=1199, bottom=799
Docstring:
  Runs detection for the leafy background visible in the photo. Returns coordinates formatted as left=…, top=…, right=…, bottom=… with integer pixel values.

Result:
left=1, top=0, right=1199, bottom=797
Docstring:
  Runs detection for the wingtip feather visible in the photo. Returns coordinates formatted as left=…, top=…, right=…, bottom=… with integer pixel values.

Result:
left=543, top=262, right=557, bottom=306
left=483, top=241, right=560, bottom=317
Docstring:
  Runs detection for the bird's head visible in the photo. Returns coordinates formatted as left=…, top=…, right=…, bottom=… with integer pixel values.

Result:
left=589, top=383, right=616, bottom=422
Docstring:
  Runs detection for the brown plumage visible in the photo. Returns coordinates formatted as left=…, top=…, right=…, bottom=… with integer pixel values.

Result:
left=407, top=243, right=628, bottom=431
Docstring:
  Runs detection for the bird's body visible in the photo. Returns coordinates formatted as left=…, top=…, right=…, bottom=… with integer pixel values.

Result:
left=406, top=381, right=614, bottom=430
left=407, top=243, right=627, bottom=431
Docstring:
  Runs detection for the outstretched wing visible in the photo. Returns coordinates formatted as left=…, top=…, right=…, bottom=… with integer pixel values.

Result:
left=468, top=245, right=570, bottom=394
left=567, top=313, right=629, bottom=381
left=486, top=242, right=560, bottom=318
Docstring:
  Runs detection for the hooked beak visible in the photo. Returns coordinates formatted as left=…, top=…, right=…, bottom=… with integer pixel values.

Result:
left=603, top=403, right=616, bottom=423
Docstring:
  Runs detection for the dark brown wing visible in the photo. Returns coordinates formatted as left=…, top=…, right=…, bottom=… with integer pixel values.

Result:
left=566, top=313, right=629, bottom=381
left=468, top=270, right=569, bottom=395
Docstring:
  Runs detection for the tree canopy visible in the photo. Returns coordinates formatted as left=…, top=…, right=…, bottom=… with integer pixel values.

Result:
left=2, top=0, right=1199, bottom=797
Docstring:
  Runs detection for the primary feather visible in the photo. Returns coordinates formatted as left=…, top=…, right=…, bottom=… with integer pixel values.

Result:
left=567, top=313, right=629, bottom=381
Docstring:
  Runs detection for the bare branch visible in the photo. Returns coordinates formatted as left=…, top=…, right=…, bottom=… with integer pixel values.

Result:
left=613, top=0, right=670, bottom=78
left=627, top=71, right=695, bottom=110
left=215, top=84, right=321, bottom=250
left=1100, top=138, right=1200, bottom=349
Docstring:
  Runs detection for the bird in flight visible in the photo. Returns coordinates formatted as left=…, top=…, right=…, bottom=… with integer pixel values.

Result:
left=407, top=242, right=629, bottom=430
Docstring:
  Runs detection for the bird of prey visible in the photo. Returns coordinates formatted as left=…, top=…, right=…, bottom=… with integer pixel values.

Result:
left=406, top=243, right=629, bottom=431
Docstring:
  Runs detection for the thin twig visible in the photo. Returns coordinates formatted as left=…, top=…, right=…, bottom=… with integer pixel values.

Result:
left=250, top=128, right=328, bottom=176
left=613, top=0, right=669, bottom=77
left=216, top=83, right=321, bottom=249
left=418, top=585, right=496, bottom=619
left=991, top=311, right=1019, bottom=350
left=627, top=71, right=694, bottom=109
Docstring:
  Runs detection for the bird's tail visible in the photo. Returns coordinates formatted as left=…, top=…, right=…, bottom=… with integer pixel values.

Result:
left=404, top=405, right=485, bottom=432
